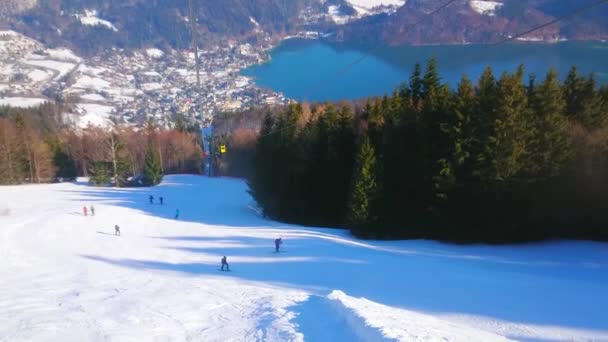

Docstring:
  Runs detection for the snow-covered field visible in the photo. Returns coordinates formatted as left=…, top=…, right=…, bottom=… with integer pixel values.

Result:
left=1, top=175, right=607, bottom=341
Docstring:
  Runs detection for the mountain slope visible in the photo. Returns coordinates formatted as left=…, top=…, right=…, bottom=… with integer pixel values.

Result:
left=333, top=0, right=608, bottom=45
left=2, top=0, right=608, bottom=55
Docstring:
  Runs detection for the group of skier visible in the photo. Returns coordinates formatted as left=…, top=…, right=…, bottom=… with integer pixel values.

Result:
left=82, top=205, right=95, bottom=216
left=149, top=195, right=180, bottom=219
left=93, top=194, right=282, bottom=271
left=149, top=195, right=164, bottom=205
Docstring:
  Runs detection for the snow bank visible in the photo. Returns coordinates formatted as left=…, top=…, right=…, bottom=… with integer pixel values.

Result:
left=327, top=290, right=510, bottom=341
left=470, top=0, right=503, bottom=16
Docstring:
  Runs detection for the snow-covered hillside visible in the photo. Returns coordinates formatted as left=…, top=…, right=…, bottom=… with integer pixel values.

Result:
left=1, top=175, right=607, bottom=341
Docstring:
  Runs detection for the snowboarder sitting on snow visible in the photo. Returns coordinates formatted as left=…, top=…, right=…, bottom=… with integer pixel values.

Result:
left=83, top=206, right=88, bottom=216
left=115, top=225, right=121, bottom=236
left=274, top=238, right=282, bottom=252
left=149, top=195, right=154, bottom=204
left=221, top=256, right=230, bottom=271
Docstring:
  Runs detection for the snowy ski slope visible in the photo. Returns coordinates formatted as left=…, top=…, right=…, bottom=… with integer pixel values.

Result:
left=1, top=175, right=607, bottom=341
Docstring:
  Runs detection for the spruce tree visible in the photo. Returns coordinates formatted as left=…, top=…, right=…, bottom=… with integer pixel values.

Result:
left=143, top=143, right=163, bottom=186
left=409, top=62, right=423, bottom=107
left=89, top=161, right=110, bottom=186
left=486, top=69, right=530, bottom=183
left=529, top=69, right=570, bottom=179
left=347, top=136, right=378, bottom=233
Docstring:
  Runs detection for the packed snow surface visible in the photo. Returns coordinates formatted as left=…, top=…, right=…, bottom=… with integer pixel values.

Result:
left=1, top=175, right=607, bottom=341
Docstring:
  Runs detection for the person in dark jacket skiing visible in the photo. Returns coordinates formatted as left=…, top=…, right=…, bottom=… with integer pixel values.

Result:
left=90, top=206, right=95, bottom=216
left=274, top=238, right=282, bottom=252
left=159, top=196, right=164, bottom=205
left=115, top=225, right=121, bottom=236
left=149, top=195, right=154, bottom=204
left=221, top=256, right=230, bottom=271
left=174, top=209, right=180, bottom=220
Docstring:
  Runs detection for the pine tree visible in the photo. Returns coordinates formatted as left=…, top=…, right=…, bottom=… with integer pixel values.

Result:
left=143, top=143, right=163, bottom=186
left=347, top=136, right=378, bottom=232
left=89, top=161, right=110, bottom=186
left=248, top=113, right=277, bottom=218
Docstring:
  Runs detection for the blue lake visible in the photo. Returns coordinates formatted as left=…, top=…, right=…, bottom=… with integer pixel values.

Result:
left=242, top=39, right=608, bottom=101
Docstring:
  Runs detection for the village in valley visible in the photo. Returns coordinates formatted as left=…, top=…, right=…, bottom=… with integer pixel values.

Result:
left=0, top=28, right=288, bottom=129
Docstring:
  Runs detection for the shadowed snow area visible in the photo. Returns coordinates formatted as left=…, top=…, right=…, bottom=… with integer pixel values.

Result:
left=1, top=175, right=607, bottom=341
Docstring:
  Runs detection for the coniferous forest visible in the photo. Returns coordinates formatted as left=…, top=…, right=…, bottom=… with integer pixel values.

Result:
left=248, top=60, right=608, bottom=242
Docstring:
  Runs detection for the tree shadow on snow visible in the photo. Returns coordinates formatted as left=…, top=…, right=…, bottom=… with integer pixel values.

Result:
left=81, top=233, right=608, bottom=332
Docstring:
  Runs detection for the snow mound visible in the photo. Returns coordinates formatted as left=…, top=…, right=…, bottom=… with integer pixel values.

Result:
left=327, top=290, right=510, bottom=341
left=470, top=0, right=503, bottom=16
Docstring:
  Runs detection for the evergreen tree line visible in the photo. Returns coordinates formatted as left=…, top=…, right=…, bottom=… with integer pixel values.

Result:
left=0, top=107, right=203, bottom=187
left=248, top=61, right=608, bottom=242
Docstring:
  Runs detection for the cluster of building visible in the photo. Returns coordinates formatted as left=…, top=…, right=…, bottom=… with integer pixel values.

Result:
left=0, top=30, right=288, bottom=129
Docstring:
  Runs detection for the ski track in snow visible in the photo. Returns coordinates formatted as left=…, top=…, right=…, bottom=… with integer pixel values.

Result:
left=1, top=175, right=607, bottom=341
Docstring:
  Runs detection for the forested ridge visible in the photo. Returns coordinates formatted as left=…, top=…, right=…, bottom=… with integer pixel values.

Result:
left=0, top=104, right=203, bottom=187
left=248, top=60, right=608, bottom=242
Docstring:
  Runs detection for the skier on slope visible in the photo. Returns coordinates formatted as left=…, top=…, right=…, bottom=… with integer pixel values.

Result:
left=159, top=196, right=164, bottom=205
left=174, top=209, right=180, bottom=220
left=274, top=238, right=282, bottom=252
left=221, top=256, right=230, bottom=271
left=115, top=225, right=121, bottom=236
left=149, top=195, right=154, bottom=204
left=90, top=206, right=95, bottom=216
left=83, top=206, right=88, bottom=216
